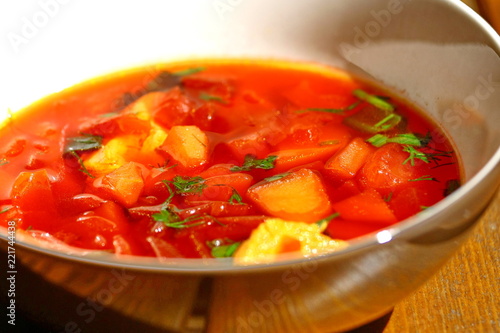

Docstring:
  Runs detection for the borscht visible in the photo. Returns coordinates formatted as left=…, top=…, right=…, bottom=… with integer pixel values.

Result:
left=0, top=60, right=461, bottom=263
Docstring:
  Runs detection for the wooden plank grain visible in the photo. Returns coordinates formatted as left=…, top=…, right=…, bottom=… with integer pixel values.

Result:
left=384, top=189, right=500, bottom=333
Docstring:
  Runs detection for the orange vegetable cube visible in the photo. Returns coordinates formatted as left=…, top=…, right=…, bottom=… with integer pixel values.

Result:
left=160, top=125, right=209, bottom=169
left=271, top=145, right=341, bottom=174
left=247, top=168, right=332, bottom=223
left=93, top=162, right=145, bottom=207
left=324, top=137, right=374, bottom=180
left=331, top=189, right=396, bottom=224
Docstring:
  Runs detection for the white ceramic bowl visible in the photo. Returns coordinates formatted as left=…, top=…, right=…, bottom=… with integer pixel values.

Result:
left=1, top=0, right=499, bottom=331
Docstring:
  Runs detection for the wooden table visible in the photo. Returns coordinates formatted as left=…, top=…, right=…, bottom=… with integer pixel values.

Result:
left=379, top=189, right=500, bottom=332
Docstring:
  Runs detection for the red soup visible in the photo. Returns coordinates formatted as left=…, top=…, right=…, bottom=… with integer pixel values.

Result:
left=0, top=60, right=461, bottom=263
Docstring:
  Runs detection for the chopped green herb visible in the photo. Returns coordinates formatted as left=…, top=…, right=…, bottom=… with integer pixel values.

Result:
left=230, top=155, right=278, bottom=172
left=343, top=106, right=402, bottom=133
left=167, top=175, right=207, bottom=195
left=319, top=140, right=340, bottom=146
left=383, top=192, right=393, bottom=202
left=0, top=158, right=9, bottom=166
left=26, top=225, right=33, bottom=231
left=0, top=206, right=12, bottom=214
left=64, top=135, right=103, bottom=155
left=229, top=189, right=244, bottom=205
left=367, top=133, right=423, bottom=148
left=420, top=206, right=430, bottom=210
left=211, top=242, right=241, bottom=258
left=353, top=89, right=395, bottom=112
left=199, top=93, right=227, bottom=104
left=68, top=151, right=94, bottom=178
left=99, top=112, right=120, bottom=118
left=444, top=179, right=461, bottom=197
left=315, top=212, right=340, bottom=228
left=152, top=208, right=205, bottom=229
left=173, top=66, right=206, bottom=77
left=409, top=175, right=438, bottom=182
left=402, top=146, right=429, bottom=166
left=264, top=173, right=290, bottom=182
left=296, top=101, right=360, bottom=115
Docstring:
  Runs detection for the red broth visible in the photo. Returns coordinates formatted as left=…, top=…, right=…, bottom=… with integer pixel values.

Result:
left=0, top=60, right=461, bottom=259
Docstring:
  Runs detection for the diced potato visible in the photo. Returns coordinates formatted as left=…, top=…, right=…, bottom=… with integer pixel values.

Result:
left=93, top=162, right=145, bottom=207
left=234, top=218, right=347, bottom=264
left=160, top=125, right=209, bottom=169
left=141, top=125, right=168, bottom=155
left=247, top=168, right=332, bottom=223
left=84, top=135, right=142, bottom=176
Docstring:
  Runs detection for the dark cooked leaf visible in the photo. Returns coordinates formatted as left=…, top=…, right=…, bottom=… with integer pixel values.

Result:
left=64, top=135, right=103, bottom=154
left=444, top=179, right=461, bottom=196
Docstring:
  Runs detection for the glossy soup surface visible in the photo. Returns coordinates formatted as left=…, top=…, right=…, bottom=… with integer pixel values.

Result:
left=0, top=60, right=461, bottom=262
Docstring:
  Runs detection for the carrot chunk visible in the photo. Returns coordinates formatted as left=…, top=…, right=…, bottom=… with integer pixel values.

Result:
left=160, top=125, right=209, bottom=169
left=270, top=146, right=342, bottom=174
left=331, top=189, right=397, bottom=224
left=247, top=168, right=332, bottom=223
left=324, top=137, right=374, bottom=180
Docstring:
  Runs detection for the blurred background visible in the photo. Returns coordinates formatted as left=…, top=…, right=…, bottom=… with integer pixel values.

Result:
left=463, top=0, right=500, bottom=32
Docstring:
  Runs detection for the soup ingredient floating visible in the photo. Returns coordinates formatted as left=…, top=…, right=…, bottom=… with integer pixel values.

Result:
left=0, top=61, right=461, bottom=264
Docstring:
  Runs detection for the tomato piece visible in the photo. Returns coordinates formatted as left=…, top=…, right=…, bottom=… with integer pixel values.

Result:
left=198, top=164, right=234, bottom=178
left=247, top=168, right=332, bottom=223
left=91, top=162, right=145, bottom=207
left=283, top=81, right=357, bottom=109
left=10, top=169, right=59, bottom=230
left=326, top=218, right=386, bottom=240
left=184, top=173, right=254, bottom=202
left=159, top=125, right=209, bottom=170
left=54, top=216, right=119, bottom=250
left=150, top=87, right=194, bottom=128
left=184, top=200, right=253, bottom=217
left=331, top=189, right=397, bottom=225
left=80, top=113, right=151, bottom=138
left=4, top=139, right=27, bottom=157
left=224, top=129, right=272, bottom=162
left=324, top=137, right=374, bottom=180
left=147, top=236, right=184, bottom=258
left=357, top=143, right=421, bottom=195
left=182, top=76, right=234, bottom=102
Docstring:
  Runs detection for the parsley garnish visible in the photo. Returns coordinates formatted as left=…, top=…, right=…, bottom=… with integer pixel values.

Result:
left=63, top=135, right=103, bottom=155
left=367, top=133, right=423, bottom=148
left=264, top=173, right=290, bottom=182
left=68, top=151, right=95, bottom=178
left=230, top=155, right=278, bottom=172
left=167, top=175, right=206, bottom=195
left=409, top=175, right=438, bottom=182
left=296, top=101, right=360, bottom=115
left=402, top=146, right=430, bottom=166
left=211, top=242, right=241, bottom=258
left=383, top=192, right=393, bottom=202
left=353, top=89, right=395, bottom=112
left=315, top=212, right=340, bottom=228
left=228, top=189, right=244, bottom=205
left=0, top=158, right=9, bottom=166
left=0, top=206, right=12, bottom=214
left=173, top=67, right=206, bottom=77
left=199, top=93, right=227, bottom=104
left=152, top=208, right=205, bottom=229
